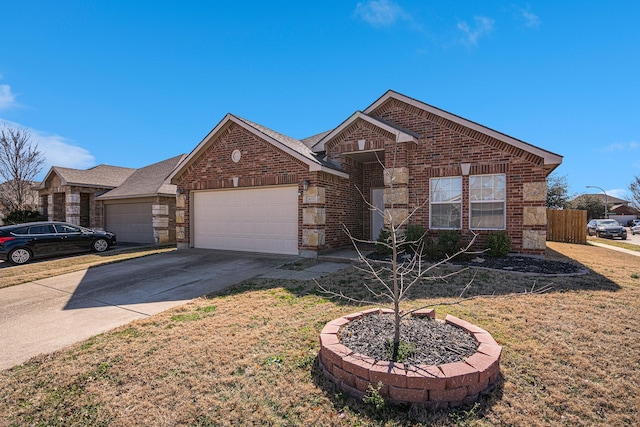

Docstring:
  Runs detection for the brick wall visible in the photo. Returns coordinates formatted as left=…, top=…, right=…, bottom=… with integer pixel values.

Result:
left=325, top=98, right=549, bottom=255
left=174, top=98, right=551, bottom=256
left=174, top=122, right=313, bottom=250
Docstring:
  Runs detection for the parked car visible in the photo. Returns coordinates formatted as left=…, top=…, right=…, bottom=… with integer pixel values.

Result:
left=628, top=219, right=640, bottom=228
left=631, top=223, right=640, bottom=235
left=0, top=222, right=116, bottom=265
left=586, top=219, right=627, bottom=239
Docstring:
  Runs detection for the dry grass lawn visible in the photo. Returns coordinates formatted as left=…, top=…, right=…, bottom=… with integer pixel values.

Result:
left=0, top=242, right=639, bottom=426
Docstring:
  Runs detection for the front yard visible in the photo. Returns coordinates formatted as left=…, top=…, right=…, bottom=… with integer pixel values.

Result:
left=1, top=242, right=639, bottom=426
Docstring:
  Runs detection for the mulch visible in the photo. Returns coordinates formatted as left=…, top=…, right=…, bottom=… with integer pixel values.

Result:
left=452, top=255, right=585, bottom=275
left=339, top=313, right=479, bottom=366
left=366, top=252, right=585, bottom=275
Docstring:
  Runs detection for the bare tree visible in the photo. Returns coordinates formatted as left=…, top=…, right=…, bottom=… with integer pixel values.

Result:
left=318, top=161, right=480, bottom=357
left=0, top=126, right=44, bottom=211
left=629, top=176, right=640, bottom=210
left=318, top=156, right=551, bottom=359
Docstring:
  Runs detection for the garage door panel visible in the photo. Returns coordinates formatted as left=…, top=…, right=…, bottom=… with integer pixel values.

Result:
left=105, top=203, right=154, bottom=244
left=193, top=186, right=298, bottom=255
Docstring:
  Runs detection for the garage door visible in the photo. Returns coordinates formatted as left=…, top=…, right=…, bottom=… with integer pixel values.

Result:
left=104, top=202, right=154, bottom=243
left=193, top=186, right=298, bottom=255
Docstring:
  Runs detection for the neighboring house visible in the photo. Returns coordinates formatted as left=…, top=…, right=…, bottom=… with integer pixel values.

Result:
left=38, top=155, right=185, bottom=244
left=38, top=165, right=136, bottom=227
left=0, top=180, right=40, bottom=224
left=169, top=90, right=563, bottom=257
left=96, top=154, right=186, bottom=244
left=573, top=193, right=639, bottom=223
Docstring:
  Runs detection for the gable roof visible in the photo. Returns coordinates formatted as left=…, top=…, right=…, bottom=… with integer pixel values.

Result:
left=301, top=130, right=332, bottom=149
left=39, top=164, right=136, bottom=189
left=169, top=114, right=348, bottom=183
left=362, top=90, right=563, bottom=171
left=577, top=193, right=630, bottom=206
left=312, top=111, right=419, bottom=152
left=96, top=155, right=186, bottom=200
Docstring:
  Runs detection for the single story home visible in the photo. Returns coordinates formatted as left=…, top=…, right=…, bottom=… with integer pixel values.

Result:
left=38, top=155, right=185, bottom=244
left=169, top=90, right=563, bottom=257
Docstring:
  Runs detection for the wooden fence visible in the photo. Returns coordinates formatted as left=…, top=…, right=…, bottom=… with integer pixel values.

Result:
left=546, top=209, right=587, bottom=244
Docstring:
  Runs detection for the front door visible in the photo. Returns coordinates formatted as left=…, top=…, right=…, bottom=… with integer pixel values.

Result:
left=371, top=188, right=385, bottom=240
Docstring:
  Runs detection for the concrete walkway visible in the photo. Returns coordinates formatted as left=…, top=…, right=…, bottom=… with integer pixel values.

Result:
left=588, top=241, right=640, bottom=257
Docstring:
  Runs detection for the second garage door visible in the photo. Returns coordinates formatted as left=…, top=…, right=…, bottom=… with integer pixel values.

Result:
left=193, top=186, right=298, bottom=255
left=104, top=202, right=154, bottom=243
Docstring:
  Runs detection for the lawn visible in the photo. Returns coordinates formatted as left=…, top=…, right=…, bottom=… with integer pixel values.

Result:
left=0, top=242, right=639, bottom=426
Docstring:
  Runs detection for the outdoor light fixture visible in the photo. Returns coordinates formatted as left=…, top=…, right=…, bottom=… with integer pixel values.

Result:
left=302, top=179, right=310, bottom=191
left=586, top=185, right=608, bottom=218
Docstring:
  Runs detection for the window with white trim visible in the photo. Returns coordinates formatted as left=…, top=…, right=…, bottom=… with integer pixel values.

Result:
left=430, top=177, right=462, bottom=229
left=470, top=174, right=506, bottom=229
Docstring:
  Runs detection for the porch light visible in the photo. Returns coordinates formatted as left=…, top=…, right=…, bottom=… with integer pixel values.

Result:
left=302, top=179, right=310, bottom=191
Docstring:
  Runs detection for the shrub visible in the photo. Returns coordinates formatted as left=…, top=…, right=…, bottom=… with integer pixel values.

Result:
left=404, top=224, right=426, bottom=254
left=3, top=209, right=46, bottom=225
left=375, top=228, right=393, bottom=255
left=437, top=230, right=462, bottom=257
left=485, top=231, right=511, bottom=257
left=424, top=230, right=463, bottom=260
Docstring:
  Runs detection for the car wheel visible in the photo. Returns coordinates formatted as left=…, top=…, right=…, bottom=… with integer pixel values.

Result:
left=9, top=248, right=32, bottom=265
left=92, top=238, right=109, bottom=252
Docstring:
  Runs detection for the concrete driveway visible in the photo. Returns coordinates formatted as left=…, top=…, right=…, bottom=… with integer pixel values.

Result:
left=0, top=249, right=297, bottom=371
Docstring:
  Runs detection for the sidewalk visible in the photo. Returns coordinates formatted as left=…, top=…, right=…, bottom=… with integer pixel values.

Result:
left=588, top=241, right=640, bottom=257
left=257, top=248, right=365, bottom=280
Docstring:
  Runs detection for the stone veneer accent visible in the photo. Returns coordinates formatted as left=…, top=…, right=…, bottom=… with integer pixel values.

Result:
left=523, top=206, right=547, bottom=226
left=384, top=208, right=408, bottom=226
left=522, top=182, right=547, bottom=201
left=522, top=229, right=547, bottom=250
left=383, top=167, right=409, bottom=186
left=319, top=308, right=501, bottom=408
left=384, top=187, right=408, bottom=205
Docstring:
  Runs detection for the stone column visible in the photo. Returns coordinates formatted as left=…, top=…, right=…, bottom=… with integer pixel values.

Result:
left=522, top=182, right=547, bottom=252
left=47, top=194, right=53, bottom=221
left=175, top=193, right=188, bottom=249
left=301, top=185, right=325, bottom=258
left=383, top=167, right=409, bottom=229
left=66, top=190, right=80, bottom=225
left=152, top=203, right=170, bottom=244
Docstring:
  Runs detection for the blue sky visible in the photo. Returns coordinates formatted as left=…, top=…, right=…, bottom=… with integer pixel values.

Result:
left=1, top=1, right=638, bottom=200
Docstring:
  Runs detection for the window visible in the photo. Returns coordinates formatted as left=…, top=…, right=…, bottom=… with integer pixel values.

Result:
left=470, top=174, right=506, bottom=229
left=54, top=224, right=82, bottom=234
left=27, top=225, right=55, bottom=235
left=430, top=177, right=462, bottom=229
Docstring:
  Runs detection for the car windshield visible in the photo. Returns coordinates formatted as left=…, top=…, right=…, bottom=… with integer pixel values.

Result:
left=598, top=220, right=619, bottom=226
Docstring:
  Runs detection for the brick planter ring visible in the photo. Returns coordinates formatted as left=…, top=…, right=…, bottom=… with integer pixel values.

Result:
left=319, top=308, right=502, bottom=408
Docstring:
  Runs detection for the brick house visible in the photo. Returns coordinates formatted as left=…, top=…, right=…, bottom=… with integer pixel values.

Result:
left=169, top=90, right=562, bottom=257
left=38, top=155, right=185, bottom=244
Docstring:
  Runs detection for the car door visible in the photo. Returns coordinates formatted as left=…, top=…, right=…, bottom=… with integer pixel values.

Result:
left=23, top=224, right=59, bottom=256
left=54, top=224, right=93, bottom=253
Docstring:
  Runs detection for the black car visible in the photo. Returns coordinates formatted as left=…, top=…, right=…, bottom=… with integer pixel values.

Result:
left=0, top=221, right=116, bottom=265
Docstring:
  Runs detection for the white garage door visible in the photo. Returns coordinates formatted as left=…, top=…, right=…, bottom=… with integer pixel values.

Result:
left=105, top=202, right=154, bottom=243
left=193, top=186, right=298, bottom=255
